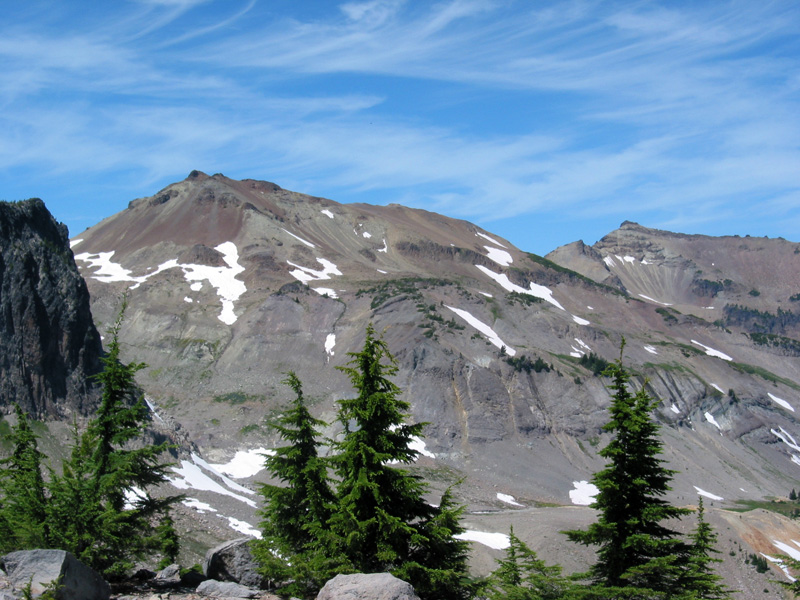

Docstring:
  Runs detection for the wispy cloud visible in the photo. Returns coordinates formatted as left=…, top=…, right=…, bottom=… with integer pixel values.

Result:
left=0, top=0, right=798, bottom=251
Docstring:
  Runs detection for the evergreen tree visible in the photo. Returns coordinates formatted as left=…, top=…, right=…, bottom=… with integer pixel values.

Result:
left=564, top=342, right=690, bottom=596
left=394, top=485, right=474, bottom=600
left=330, top=324, right=471, bottom=600
left=47, top=300, right=180, bottom=577
left=483, top=526, right=571, bottom=600
left=679, top=498, right=730, bottom=599
left=254, top=372, right=338, bottom=594
left=0, top=404, right=50, bottom=552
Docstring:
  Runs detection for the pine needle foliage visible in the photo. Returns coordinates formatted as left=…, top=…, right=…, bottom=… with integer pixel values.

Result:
left=483, top=527, right=572, bottom=600
left=330, top=324, right=434, bottom=571
left=254, top=372, right=338, bottom=594
left=330, top=324, right=471, bottom=600
left=46, top=299, right=181, bottom=577
left=564, top=341, right=691, bottom=596
left=679, top=498, right=730, bottom=599
left=0, top=404, right=50, bottom=552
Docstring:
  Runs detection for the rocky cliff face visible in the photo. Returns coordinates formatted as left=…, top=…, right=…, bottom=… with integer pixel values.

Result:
left=0, top=199, right=102, bottom=417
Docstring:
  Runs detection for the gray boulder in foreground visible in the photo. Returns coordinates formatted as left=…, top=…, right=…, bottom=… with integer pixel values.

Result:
left=316, top=573, right=420, bottom=600
left=196, top=578, right=261, bottom=598
left=1, top=549, right=110, bottom=600
left=203, top=538, right=265, bottom=589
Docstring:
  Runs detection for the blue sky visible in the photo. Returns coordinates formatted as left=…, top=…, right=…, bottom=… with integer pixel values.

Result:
left=1, top=0, right=798, bottom=255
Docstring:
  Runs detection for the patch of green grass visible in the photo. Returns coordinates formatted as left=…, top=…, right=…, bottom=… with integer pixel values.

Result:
left=729, top=362, right=800, bottom=391
left=656, top=307, right=678, bottom=324
left=729, top=499, right=800, bottom=518
left=239, top=424, right=261, bottom=436
left=408, top=464, right=464, bottom=485
left=0, top=418, right=13, bottom=452
left=507, top=291, right=543, bottom=307
left=356, top=277, right=450, bottom=310
left=748, top=332, right=800, bottom=355
left=643, top=361, right=692, bottom=374
left=213, top=392, right=265, bottom=404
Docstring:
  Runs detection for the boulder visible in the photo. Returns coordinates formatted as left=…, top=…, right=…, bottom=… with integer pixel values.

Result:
left=316, top=573, right=420, bottom=600
left=153, top=563, right=181, bottom=588
left=203, top=538, right=265, bottom=589
left=1, top=549, right=110, bottom=600
left=196, top=579, right=260, bottom=598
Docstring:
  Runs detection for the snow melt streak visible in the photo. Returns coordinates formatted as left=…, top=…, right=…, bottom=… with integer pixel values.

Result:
left=445, top=305, right=516, bottom=356
left=692, top=340, right=732, bottom=361
left=694, top=486, right=723, bottom=501
left=769, top=393, right=795, bottom=412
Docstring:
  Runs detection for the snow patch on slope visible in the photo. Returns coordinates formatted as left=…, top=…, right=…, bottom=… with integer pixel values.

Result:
left=476, top=232, right=506, bottom=248
left=456, top=530, right=510, bottom=550
left=694, top=486, right=723, bottom=501
left=287, top=258, right=342, bottom=294
left=769, top=393, right=795, bottom=412
left=638, top=294, right=672, bottom=306
left=169, top=454, right=256, bottom=507
left=484, top=246, right=513, bottom=266
left=76, top=242, right=247, bottom=325
left=692, top=340, right=732, bottom=361
left=209, top=448, right=273, bottom=479
left=497, top=493, right=523, bottom=507
left=445, top=305, right=516, bottom=356
left=705, top=412, right=722, bottom=431
left=325, top=334, right=336, bottom=356
left=475, top=265, right=564, bottom=311
left=281, top=228, right=315, bottom=248
left=570, top=481, right=599, bottom=505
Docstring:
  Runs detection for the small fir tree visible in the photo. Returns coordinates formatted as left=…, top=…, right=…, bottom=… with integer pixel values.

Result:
left=564, top=341, right=691, bottom=596
left=483, top=527, right=571, bottom=600
left=254, top=372, right=337, bottom=593
left=393, top=485, right=474, bottom=600
left=0, top=404, right=50, bottom=552
left=680, top=497, right=730, bottom=599
left=47, top=300, right=180, bottom=577
left=330, top=324, right=471, bottom=600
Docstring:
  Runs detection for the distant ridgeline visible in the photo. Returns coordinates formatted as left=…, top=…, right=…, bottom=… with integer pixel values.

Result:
left=0, top=199, right=102, bottom=417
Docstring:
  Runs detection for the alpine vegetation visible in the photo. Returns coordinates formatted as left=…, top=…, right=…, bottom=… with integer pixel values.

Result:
left=254, top=324, right=472, bottom=600
left=0, top=302, right=181, bottom=577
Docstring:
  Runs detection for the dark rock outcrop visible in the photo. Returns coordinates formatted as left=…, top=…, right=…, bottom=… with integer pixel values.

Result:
left=0, top=199, right=102, bottom=417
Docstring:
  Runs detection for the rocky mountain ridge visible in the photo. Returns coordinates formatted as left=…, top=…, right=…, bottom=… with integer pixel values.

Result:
left=53, top=172, right=800, bottom=593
